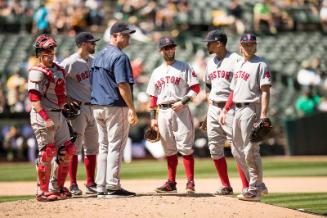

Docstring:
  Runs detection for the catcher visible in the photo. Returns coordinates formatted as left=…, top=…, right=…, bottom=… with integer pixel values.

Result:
left=219, top=33, right=272, bottom=202
left=28, top=34, right=76, bottom=201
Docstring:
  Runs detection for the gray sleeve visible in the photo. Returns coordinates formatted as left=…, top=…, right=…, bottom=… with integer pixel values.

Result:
left=259, top=62, right=272, bottom=88
left=27, top=70, right=46, bottom=93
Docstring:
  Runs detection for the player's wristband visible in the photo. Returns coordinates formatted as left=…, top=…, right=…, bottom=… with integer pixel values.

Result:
left=38, top=109, right=49, bottom=121
left=150, top=109, right=157, bottom=120
left=181, top=96, right=191, bottom=105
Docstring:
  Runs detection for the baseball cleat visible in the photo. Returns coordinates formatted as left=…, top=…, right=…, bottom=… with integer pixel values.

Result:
left=85, top=183, right=97, bottom=194
left=70, top=184, right=82, bottom=196
left=215, top=186, right=233, bottom=195
left=105, top=188, right=136, bottom=198
left=155, top=181, right=177, bottom=193
left=97, top=192, right=107, bottom=199
left=36, top=192, right=59, bottom=202
left=257, top=183, right=268, bottom=195
left=237, top=191, right=261, bottom=202
left=186, top=180, right=195, bottom=194
left=60, top=187, right=73, bottom=199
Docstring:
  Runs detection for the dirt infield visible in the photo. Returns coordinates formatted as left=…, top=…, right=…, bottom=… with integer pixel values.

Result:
left=1, top=177, right=326, bottom=218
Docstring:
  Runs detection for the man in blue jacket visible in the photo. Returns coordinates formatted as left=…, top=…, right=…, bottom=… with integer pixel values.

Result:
left=90, top=21, right=139, bottom=198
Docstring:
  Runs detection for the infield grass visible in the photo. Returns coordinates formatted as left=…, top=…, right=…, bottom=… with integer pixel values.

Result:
left=0, top=157, right=326, bottom=181
left=262, top=193, right=327, bottom=215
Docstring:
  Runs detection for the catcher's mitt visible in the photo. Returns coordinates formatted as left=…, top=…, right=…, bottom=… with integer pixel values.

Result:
left=62, top=102, right=81, bottom=120
left=199, top=116, right=207, bottom=132
left=249, top=118, right=272, bottom=143
left=144, top=127, right=160, bottom=143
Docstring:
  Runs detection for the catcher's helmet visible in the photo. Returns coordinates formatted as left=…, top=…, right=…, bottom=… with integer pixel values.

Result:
left=33, top=34, right=57, bottom=57
left=62, top=103, right=81, bottom=120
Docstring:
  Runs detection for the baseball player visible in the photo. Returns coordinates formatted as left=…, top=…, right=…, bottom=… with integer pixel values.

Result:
left=28, top=34, right=76, bottom=201
left=59, top=32, right=100, bottom=195
left=90, top=21, right=138, bottom=198
left=220, top=33, right=271, bottom=201
left=203, top=30, right=249, bottom=195
left=146, top=36, right=200, bottom=194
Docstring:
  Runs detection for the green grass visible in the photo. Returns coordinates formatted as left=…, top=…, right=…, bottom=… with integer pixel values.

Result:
left=0, top=158, right=326, bottom=181
left=262, top=193, right=327, bottom=215
left=0, top=195, right=34, bottom=203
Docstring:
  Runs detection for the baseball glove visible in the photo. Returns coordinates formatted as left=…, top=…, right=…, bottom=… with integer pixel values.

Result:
left=62, top=102, right=81, bottom=120
left=144, top=127, right=160, bottom=143
left=199, top=116, right=207, bottom=132
left=249, top=118, right=272, bottom=143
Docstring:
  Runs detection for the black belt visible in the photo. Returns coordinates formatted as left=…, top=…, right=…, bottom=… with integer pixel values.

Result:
left=50, top=109, right=62, bottom=112
left=83, top=102, right=92, bottom=105
left=212, top=101, right=226, bottom=108
left=235, top=103, right=250, bottom=108
left=159, top=103, right=173, bottom=109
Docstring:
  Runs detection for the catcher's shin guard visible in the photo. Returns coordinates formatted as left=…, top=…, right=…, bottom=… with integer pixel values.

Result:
left=36, top=143, right=57, bottom=192
left=56, top=140, right=76, bottom=188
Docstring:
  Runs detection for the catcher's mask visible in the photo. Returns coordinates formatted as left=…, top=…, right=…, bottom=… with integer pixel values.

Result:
left=62, top=103, right=81, bottom=120
left=33, top=34, right=57, bottom=57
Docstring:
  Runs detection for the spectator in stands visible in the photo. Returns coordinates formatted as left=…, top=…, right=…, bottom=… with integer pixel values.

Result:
left=320, top=0, right=327, bottom=33
left=155, top=0, right=177, bottom=29
left=0, top=83, right=6, bottom=113
left=253, top=0, right=277, bottom=34
left=32, top=4, right=50, bottom=34
left=295, top=85, right=320, bottom=116
left=227, top=0, right=246, bottom=34
left=297, top=59, right=321, bottom=88
left=6, top=71, right=27, bottom=113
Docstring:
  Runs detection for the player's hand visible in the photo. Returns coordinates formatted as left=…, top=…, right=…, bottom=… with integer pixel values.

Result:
left=150, top=119, right=158, bottom=130
left=45, top=119, right=55, bottom=130
left=128, top=109, right=139, bottom=126
left=219, top=109, right=227, bottom=125
left=172, top=101, right=185, bottom=112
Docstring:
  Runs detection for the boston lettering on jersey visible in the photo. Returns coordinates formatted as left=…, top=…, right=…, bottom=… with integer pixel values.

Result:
left=234, top=70, right=250, bottom=81
left=155, top=76, right=182, bottom=89
left=208, top=70, right=231, bottom=81
left=76, top=71, right=89, bottom=82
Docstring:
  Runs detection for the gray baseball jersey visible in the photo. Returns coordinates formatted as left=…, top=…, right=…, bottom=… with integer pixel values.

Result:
left=204, top=52, right=241, bottom=160
left=205, top=52, right=241, bottom=102
left=231, top=55, right=272, bottom=193
left=231, top=55, right=272, bottom=103
left=146, top=60, right=199, bottom=104
left=146, top=60, right=199, bottom=156
left=60, top=53, right=98, bottom=155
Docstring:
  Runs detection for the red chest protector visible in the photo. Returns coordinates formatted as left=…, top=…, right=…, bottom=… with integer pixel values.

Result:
left=30, top=63, right=66, bottom=106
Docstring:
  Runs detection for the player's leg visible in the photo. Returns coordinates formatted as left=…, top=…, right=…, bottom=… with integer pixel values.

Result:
left=237, top=104, right=265, bottom=201
left=68, top=113, right=87, bottom=195
left=105, top=107, right=135, bottom=198
left=155, top=108, right=178, bottom=193
left=31, top=110, right=59, bottom=201
left=92, top=105, right=109, bottom=198
left=230, top=110, right=249, bottom=192
left=207, top=105, right=232, bottom=195
left=54, top=115, right=76, bottom=199
left=174, top=106, right=195, bottom=194
left=83, top=109, right=99, bottom=194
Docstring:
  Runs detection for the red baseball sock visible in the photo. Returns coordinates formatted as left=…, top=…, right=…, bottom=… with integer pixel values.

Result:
left=213, top=157, right=231, bottom=187
left=167, top=154, right=178, bottom=182
left=236, top=162, right=249, bottom=189
left=183, top=154, right=194, bottom=182
left=69, top=155, right=78, bottom=185
left=84, top=155, right=96, bottom=185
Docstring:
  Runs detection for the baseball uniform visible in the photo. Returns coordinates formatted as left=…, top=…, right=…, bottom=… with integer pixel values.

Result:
left=231, top=54, right=272, bottom=199
left=147, top=37, right=200, bottom=193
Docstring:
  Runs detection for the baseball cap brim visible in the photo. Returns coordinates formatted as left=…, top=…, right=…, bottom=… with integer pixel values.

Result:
left=202, top=38, right=217, bottom=42
left=121, top=29, right=136, bottom=34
